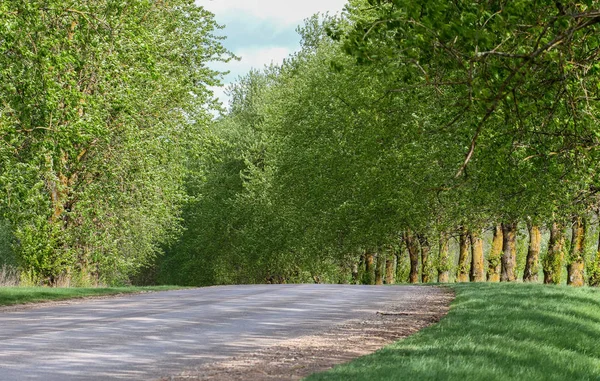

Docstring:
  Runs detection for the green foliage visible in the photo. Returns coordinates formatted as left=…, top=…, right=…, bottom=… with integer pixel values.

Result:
left=0, top=0, right=230, bottom=285
left=157, top=3, right=600, bottom=286
left=0, top=220, right=14, bottom=266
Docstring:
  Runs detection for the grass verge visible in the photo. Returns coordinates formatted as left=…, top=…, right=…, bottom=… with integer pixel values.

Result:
left=307, top=283, right=600, bottom=381
left=0, top=286, right=181, bottom=307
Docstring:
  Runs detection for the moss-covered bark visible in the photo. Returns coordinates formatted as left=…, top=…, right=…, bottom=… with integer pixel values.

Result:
left=385, top=249, right=396, bottom=284
left=470, top=230, right=485, bottom=282
left=523, top=224, right=541, bottom=282
left=589, top=230, right=600, bottom=287
left=456, top=227, right=470, bottom=283
left=567, top=217, right=586, bottom=287
left=543, top=222, right=565, bottom=285
left=437, top=232, right=450, bottom=283
left=418, top=234, right=432, bottom=283
left=487, top=224, right=503, bottom=282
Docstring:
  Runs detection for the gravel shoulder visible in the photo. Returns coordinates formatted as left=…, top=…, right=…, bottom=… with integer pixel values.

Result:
left=164, top=286, right=453, bottom=381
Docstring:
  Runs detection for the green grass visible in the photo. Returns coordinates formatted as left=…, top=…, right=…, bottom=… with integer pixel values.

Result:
left=0, top=286, right=181, bottom=307
left=307, top=283, right=600, bottom=381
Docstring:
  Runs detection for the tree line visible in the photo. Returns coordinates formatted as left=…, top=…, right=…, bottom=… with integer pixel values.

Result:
left=157, top=0, right=600, bottom=287
left=3, top=1, right=600, bottom=288
left=0, top=0, right=230, bottom=286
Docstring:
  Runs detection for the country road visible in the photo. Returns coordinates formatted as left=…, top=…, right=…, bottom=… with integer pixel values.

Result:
left=0, top=285, right=450, bottom=380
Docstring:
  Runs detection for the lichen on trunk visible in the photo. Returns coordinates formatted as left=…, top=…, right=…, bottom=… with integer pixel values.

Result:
left=523, top=223, right=541, bottom=282
left=487, top=224, right=503, bottom=282
left=456, top=227, right=470, bottom=282
left=589, top=227, right=600, bottom=287
left=567, top=216, right=586, bottom=287
left=418, top=234, right=432, bottom=283
left=543, top=222, right=565, bottom=285
left=469, top=230, right=485, bottom=282
left=385, top=248, right=396, bottom=284
left=437, top=232, right=450, bottom=283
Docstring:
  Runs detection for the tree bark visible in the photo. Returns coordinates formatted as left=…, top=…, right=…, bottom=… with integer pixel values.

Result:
left=470, top=230, right=485, bottom=282
left=543, top=222, right=565, bottom=284
left=404, top=231, right=420, bottom=284
left=418, top=234, right=432, bottom=283
left=523, top=224, right=541, bottom=282
left=351, top=260, right=359, bottom=284
left=438, top=232, right=450, bottom=283
left=487, top=224, right=503, bottom=282
left=364, top=251, right=375, bottom=285
left=501, top=222, right=518, bottom=282
left=589, top=227, right=600, bottom=287
left=567, top=216, right=586, bottom=287
left=385, top=248, right=396, bottom=284
left=375, top=251, right=384, bottom=285
left=456, top=227, right=470, bottom=282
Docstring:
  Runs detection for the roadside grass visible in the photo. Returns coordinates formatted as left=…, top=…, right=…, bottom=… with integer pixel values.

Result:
left=307, top=283, right=600, bottom=381
left=0, top=286, right=182, bottom=307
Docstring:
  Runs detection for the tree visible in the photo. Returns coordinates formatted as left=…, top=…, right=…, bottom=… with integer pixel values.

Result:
left=0, top=0, right=229, bottom=285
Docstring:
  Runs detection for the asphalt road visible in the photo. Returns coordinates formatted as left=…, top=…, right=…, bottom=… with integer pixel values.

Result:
left=0, top=284, right=438, bottom=380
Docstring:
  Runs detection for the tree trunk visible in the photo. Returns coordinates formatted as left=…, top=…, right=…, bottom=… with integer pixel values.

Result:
left=456, top=227, right=470, bottom=282
left=470, top=230, right=485, bottom=282
left=438, top=232, right=450, bottom=283
left=364, top=252, right=375, bottom=285
left=418, top=234, right=432, bottom=283
left=543, top=222, right=565, bottom=284
left=385, top=249, right=396, bottom=284
left=395, top=244, right=406, bottom=283
left=487, top=224, right=503, bottom=282
left=589, top=227, right=600, bottom=287
left=567, top=216, right=586, bottom=287
left=501, top=222, right=518, bottom=282
left=375, top=251, right=384, bottom=285
left=404, top=231, right=420, bottom=284
left=351, top=260, right=359, bottom=284
left=523, top=224, right=541, bottom=282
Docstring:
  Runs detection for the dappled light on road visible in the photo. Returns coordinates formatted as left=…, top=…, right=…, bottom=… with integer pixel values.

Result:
left=0, top=285, right=449, bottom=380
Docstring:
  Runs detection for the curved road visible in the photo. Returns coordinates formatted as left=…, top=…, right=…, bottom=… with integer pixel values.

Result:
left=0, top=284, right=443, bottom=380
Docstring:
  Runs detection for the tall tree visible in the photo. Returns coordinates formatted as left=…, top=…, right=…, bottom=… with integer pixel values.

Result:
left=0, top=0, right=229, bottom=285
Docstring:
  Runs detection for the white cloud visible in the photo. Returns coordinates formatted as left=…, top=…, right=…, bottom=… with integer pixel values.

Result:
left=229, top=46, right=292, bottom=74
left=211, top=46, right=293, bottom=108
left=198, top=1, right=347, bottom=111
left=212, top=46, right=292, bottom=83
left=198, top=0, right=347, bottom=26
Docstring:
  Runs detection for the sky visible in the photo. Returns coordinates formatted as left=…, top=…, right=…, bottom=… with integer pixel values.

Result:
left=196, top=0, right=348, bottom=108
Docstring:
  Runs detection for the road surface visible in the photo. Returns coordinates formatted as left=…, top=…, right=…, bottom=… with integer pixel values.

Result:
left=0, top=284, right=446, bottom=380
